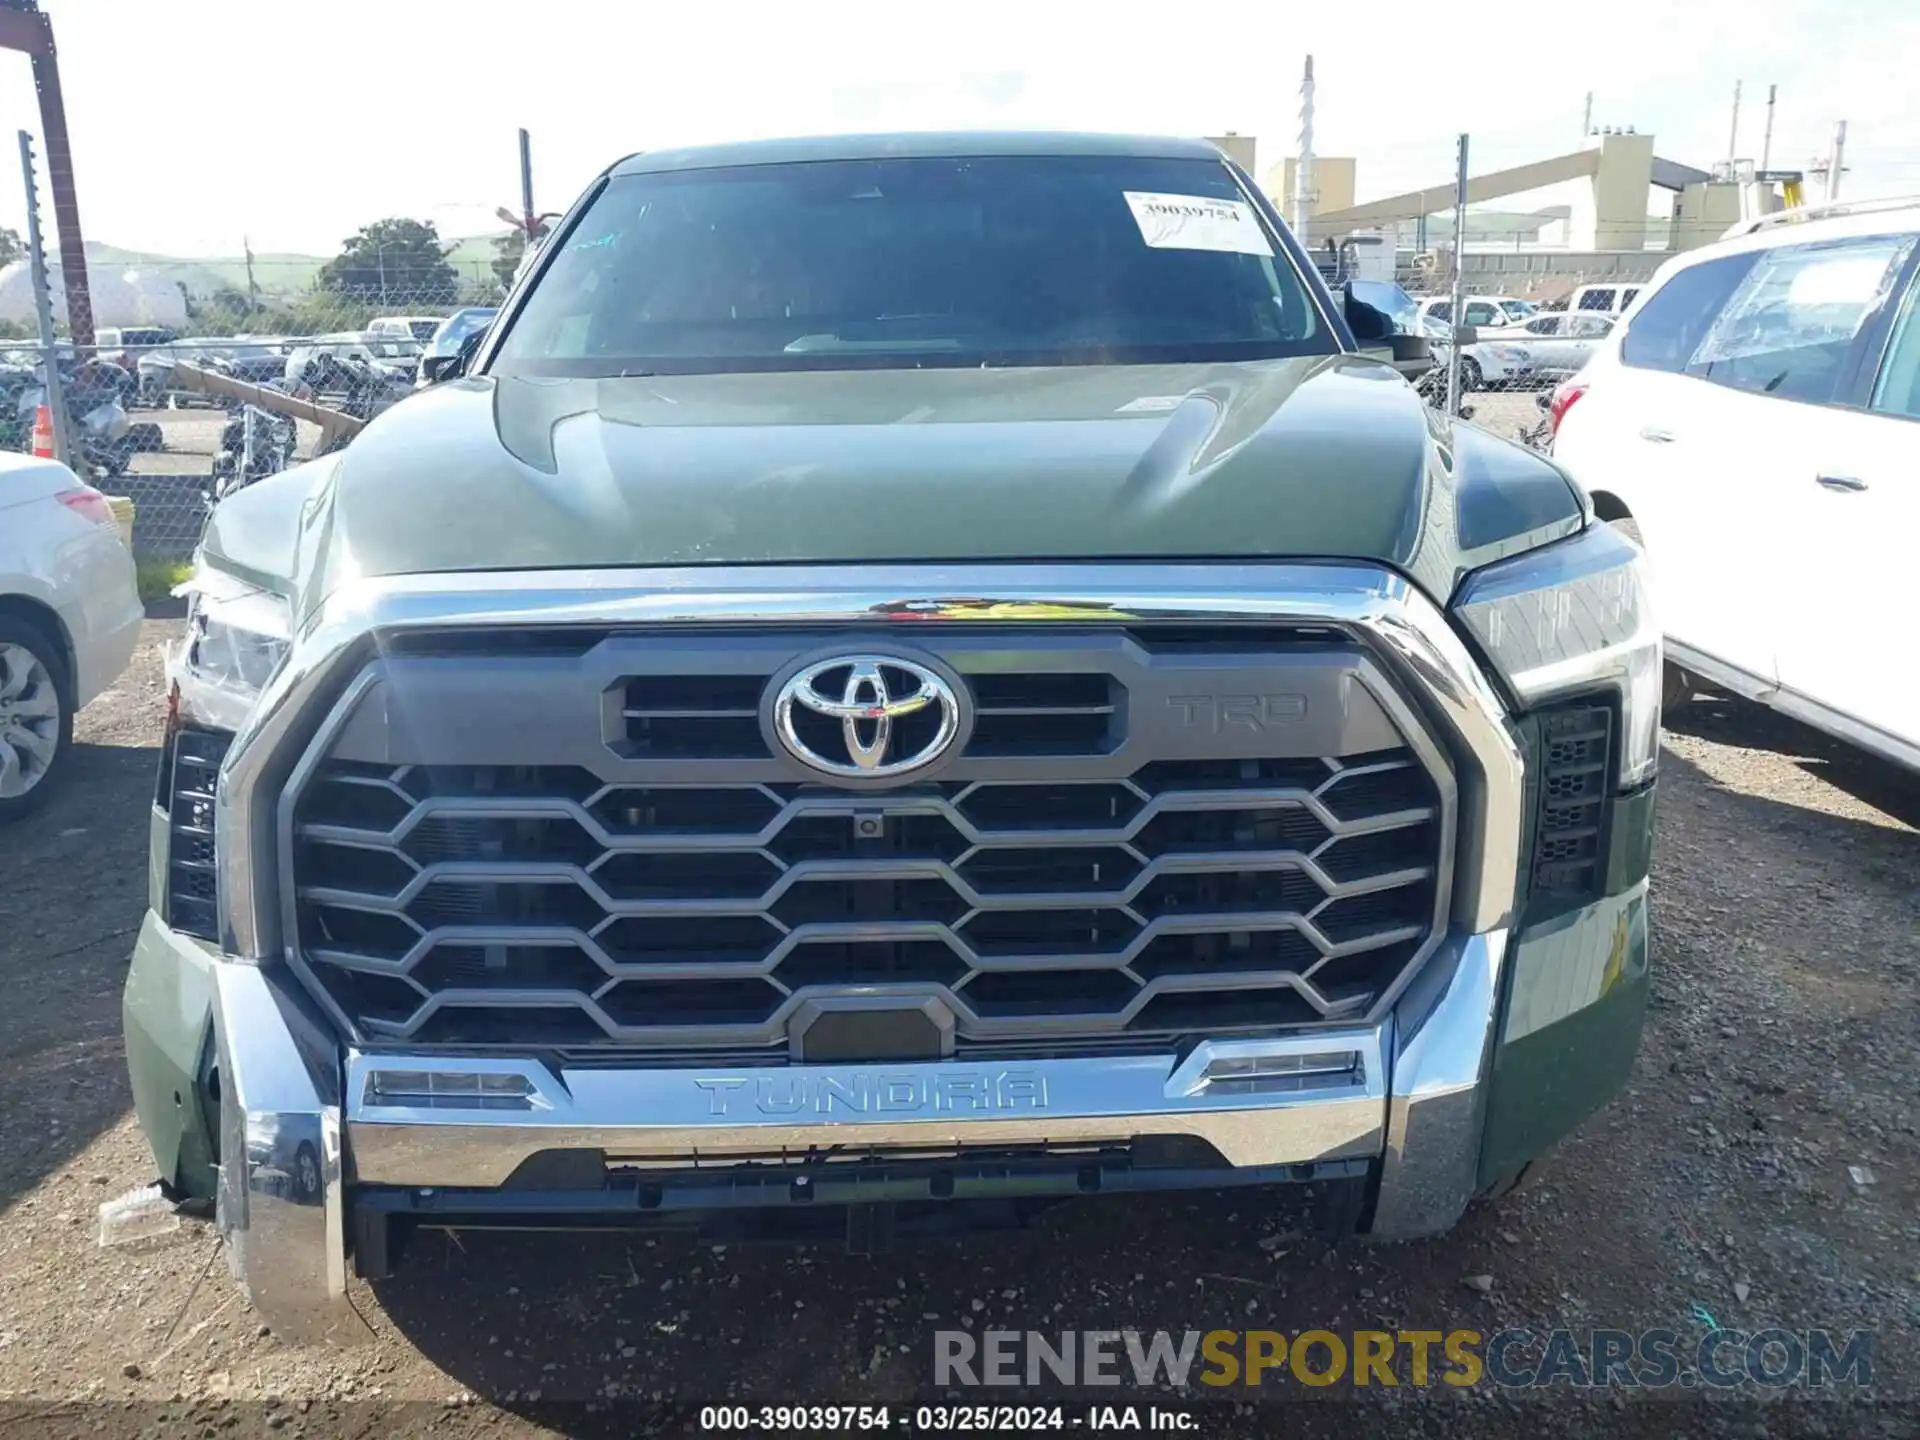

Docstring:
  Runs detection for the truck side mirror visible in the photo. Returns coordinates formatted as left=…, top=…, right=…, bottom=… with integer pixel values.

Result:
left=421, top=331, right=486, bottom=385
left=1343, top=289, right=1395, bottom=342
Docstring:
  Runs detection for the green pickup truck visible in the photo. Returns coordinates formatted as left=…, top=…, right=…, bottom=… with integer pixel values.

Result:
left=124, top=131, right=1659, bottom=1342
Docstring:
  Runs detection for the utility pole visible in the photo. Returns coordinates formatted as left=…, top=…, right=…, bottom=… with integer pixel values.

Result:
left=243, top=235, right=258, bottom=306
left=1446, top=133, right=1469, bottom=419
left=18, top=130, right=68, bottom=470
left=519, top=128, right=536, bottom=241
left=1759, top=84, right=1777, bottom=174
left=1581, top=91, right=1593, bottom=142
left=1827, top=120, right=1848, bottom=200
left=1292, top=57, right=1314, bottom=241
left=0, top=5, right=95, bottom=346
left=1727, top=80, right=1742, bottom=166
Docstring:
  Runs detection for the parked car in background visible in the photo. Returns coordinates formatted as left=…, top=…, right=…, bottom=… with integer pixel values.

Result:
left=416, top=306, right=498, bottom=386
left=1501, top=312, right=1616, bottom=384
left=362, top=337, right=425, bottom=375
left=1417, top=294, right=1535, bottom=329
left=285, top=334, right=418, bottom=390
left=135, top=336, right=225, bottom=405
left=136, top=337, right=289, bottom=406
left=94, top=326, right=179, bottom=372
left=1421, top=311, right=1535, bottom=390
left=1566, top=283, right=1644, bottom=317
left=365, top=316, right=445, bottom=344
left=1550, top=197, right=1920, bottom=771
left=0, top=451, right=141, bottom=818
left=284, top=334, right=416, bottom=432
left=205, top=341, right=295, bottom=388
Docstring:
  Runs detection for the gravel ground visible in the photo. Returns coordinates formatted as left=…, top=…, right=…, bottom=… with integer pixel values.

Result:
left=0, top=614, right=1914, bottom=1438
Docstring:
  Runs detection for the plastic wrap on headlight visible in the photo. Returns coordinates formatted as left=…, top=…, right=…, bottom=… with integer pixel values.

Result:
left=171, top=568, right=292, bottom=732
left=1452, top=521, right=1660, bottom=788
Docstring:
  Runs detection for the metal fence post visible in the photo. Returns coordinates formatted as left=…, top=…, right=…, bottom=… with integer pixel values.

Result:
left=519, top=128, right=536, bottom=241
left=1446, top=133, right=1469, bottom=417
left=17, top=128, right=69, bottom=471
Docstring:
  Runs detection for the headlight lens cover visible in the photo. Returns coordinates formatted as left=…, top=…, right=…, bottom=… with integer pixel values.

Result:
left=171, top=567, right=292, bottom=732
left=1452, top=520, right=1660, bottom=788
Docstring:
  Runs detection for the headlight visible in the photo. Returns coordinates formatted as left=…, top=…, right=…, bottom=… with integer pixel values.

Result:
left=171, top=567, right=292, bottom=732
left=1452, top=521, right=1660, bottom=788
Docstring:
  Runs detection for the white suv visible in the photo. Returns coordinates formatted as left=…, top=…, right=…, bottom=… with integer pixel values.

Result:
left=1550, top=197, right=1920, bottom=772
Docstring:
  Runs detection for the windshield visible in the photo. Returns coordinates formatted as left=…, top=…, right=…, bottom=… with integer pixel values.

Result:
left=1499, top=299, right=1535, bottom=320
left=492, top=154, right=1330, bottom=376
left=407, top=319, right=440, bottom=342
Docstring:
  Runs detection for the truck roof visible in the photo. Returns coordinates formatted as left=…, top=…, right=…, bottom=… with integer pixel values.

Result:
left=610, top=131, right=1226, bottom=177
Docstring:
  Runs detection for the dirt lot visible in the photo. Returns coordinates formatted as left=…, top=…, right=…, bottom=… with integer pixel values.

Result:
left=0, top=613, right=1914, bottom=1437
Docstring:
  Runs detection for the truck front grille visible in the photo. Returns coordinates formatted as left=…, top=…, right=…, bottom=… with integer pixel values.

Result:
left=283, top=627, right=1451, bottom=1055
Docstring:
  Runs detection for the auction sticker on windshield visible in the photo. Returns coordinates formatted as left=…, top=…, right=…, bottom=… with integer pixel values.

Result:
left=1123, top=192, right=1273, bottom=256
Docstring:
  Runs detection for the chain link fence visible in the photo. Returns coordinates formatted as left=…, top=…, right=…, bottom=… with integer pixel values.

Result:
left=0, top=285, right=491, bottom=560
left=9, top=274, right=1631, bottom=562
left=1374, top=134, right=1665, bottom=451
left=1352, top=242, right=1665, bottom=454
left=1412, top=271, right=1650, bottom=452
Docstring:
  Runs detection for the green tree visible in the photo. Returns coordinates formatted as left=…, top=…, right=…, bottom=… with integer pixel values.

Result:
left=183, top=284, right=261, bottom=337
left=0, top=227, right=19, bottom=268
left=489, top=229, right=525, bottom=290
left=318, top=218, right=458, bottom=305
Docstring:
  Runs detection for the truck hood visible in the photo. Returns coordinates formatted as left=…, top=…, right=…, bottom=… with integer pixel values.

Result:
left=201, top=356, right=1586, bottom=617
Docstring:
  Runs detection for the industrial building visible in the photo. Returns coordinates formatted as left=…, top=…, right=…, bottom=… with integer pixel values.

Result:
left=1208, top=124, right=1811, bottom=297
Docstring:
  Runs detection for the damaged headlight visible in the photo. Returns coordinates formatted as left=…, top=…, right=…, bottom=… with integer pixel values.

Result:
left=171, top=567, right=293, bottom=733
left=1452, top=520, right=1661, bottom=788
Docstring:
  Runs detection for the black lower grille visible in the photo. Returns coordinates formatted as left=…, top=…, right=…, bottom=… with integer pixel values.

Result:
left=285, top=627, right=1451, bottom=1056
left=1530, top=703, right=1613, bottom=906
left=162, top=725, right=231, bottom=941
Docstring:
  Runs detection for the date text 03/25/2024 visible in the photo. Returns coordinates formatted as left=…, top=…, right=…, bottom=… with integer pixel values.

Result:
left=698, top=1406, right=1195, bottom=1432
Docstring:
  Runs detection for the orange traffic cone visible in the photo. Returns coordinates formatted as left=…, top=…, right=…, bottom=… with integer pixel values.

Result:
left=29, top=404, right=53, bottom=459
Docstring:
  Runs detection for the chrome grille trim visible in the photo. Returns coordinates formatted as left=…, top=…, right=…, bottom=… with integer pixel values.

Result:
left=215, top=567, right=1525, bottom=1033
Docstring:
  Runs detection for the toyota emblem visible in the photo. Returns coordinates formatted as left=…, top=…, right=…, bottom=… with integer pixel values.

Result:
left=771, top=655, right=963, bottom=780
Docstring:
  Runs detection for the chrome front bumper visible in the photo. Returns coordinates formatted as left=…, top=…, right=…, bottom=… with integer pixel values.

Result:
left=198, top=560, right=1528, bottom=1343
left=209, top=924, right=1507, bottom=1345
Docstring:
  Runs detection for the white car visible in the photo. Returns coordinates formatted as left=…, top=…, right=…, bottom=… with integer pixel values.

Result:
left=1501, top=312, right=1617, bottom=383
left=1416, top=294, right=1535, bottom=330
left=1549, top=197, right=1920, bottom=772
left=1420, top=312, right=1536, bottom=390
left=364, top=316, right=445, bottom=344
left=0, top=452, right=142, bottom=818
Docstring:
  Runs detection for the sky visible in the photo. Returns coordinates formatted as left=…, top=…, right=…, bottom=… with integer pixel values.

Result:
left=1, top=0, right=1916, bottom=263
